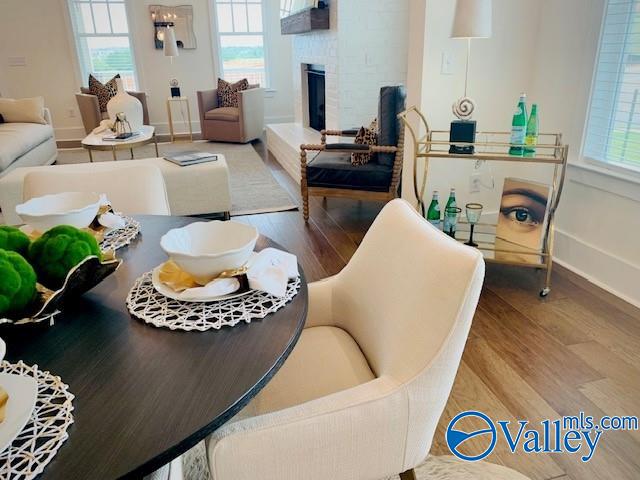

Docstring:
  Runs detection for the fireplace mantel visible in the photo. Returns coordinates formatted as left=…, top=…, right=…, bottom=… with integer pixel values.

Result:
left=280, top=7, right=330, bottom=35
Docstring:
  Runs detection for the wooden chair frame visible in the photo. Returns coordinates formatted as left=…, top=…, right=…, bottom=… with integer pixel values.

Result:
left=300, top=126, right=405, bottom=221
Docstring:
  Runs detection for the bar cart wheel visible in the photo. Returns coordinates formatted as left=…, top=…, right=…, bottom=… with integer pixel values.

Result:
left=539, top=287, right=551, bottom=298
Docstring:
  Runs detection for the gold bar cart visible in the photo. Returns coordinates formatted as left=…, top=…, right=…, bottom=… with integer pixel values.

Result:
left=398, top=106, right=569, bottom=297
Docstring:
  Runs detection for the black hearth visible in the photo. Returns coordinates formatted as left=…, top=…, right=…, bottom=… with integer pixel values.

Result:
left=307, top=65, right=325, bottom=131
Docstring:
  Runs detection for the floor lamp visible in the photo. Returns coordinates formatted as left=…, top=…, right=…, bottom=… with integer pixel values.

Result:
left=449, top=0, right=492, bottom=154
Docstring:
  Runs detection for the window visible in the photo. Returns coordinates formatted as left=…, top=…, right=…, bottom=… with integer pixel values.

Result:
left=280, top=0, right=294, bottom=18
left=67, top=0, right=138, bottom=90
left=584, top=0, right=640, bottom=171
left=214, top=0, right=267, bottom=87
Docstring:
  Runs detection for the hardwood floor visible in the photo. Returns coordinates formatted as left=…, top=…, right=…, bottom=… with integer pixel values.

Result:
left=246, top=138, right=640, bottom=479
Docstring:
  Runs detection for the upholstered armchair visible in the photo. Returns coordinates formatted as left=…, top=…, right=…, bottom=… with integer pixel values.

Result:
left=196, top=86, right=264, bottom=143
left=300, top=85, right=406, bottom=221
left=205, top=199, right=485, bottom=480
left=75, top=88, right=150, bottom=134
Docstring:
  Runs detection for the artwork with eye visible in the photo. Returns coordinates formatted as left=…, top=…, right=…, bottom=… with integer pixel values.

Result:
left=495, top=177, right=551, bottom=264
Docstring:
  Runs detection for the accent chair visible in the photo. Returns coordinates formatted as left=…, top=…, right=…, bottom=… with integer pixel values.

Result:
left=196, top=85, right=264, bottom=143
left=300, top=85, right=406, bottom=221
left=205, top=198, right=485, bottom=480
left=76, top=88, right=150, bottom=134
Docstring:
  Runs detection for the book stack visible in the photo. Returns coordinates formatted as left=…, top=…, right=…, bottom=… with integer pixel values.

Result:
left=164, top=151, right=218, bottom=166
left=102, top=131, right=141, bottom=141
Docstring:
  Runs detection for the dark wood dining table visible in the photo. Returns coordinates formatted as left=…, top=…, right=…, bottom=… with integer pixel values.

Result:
left=1, top=215, right=308, bottom=479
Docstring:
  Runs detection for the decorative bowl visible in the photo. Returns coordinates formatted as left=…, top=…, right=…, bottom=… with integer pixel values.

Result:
left=160, top=221, right=259, bottom=283
left=16, top=192, right=102, bottom=232
left=0, top=255, right=121, bottom=326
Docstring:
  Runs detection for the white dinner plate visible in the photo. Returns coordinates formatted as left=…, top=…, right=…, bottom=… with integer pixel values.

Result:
left=0, top=373, right=38, bottom=455
left=151, top=266, right=253, bottom=303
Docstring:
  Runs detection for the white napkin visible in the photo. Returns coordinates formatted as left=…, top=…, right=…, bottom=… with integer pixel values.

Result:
left=170, top=248, right=299, bottom=300
left=246, top=248, right=299, bottom=297
left=171, top=277, right=241, bottom=302
left=96, top=195, right=126, bottom=230
left=98, top=211, right=127, bottom=230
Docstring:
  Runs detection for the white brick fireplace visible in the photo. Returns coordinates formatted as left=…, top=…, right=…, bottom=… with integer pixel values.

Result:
left=267, top=0, right=409, bottom=183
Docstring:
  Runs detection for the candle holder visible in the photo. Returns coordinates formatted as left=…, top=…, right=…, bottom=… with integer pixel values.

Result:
left=464, top=203, right=483, bottom=247
left=444, top=206, right=462, bottom=238
left=114, top=112, right=132, bottom=138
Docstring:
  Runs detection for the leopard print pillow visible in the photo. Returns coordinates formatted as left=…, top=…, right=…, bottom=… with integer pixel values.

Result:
left=351, top=119, right=378, bottom=165
left=217, top=78, right=249, bottom=108
left=88, top=74, right=120, bottom=112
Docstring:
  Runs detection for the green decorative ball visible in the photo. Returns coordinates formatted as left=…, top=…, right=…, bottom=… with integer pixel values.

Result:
left=0, top=249, right=37, bottom=317
left=29, top=225, right=101, bottom=289
left=0, top=226, right=31, bottom=256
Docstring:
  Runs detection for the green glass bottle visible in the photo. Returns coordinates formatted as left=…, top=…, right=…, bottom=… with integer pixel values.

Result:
left=443, top=188, right=457, bottom=236
left=445, top=188, right=457, bottom=211
left=509, top=93, right=528, bottom=156
left=426, top=191, right=441, bottom=229
left=524, top=103, right=539, bottom=157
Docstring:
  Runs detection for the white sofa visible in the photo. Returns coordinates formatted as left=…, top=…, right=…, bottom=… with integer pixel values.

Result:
left=0, top=108, right=57, bottom=177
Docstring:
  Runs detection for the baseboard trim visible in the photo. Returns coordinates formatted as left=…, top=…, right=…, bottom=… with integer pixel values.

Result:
left=232, top=204, right=299, bottom=216
left=554, top=228, right=640, bottom=308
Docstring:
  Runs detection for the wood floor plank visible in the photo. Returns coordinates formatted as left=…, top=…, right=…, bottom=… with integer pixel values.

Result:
left=477, top=290, right=604, bottom=387
left=434, top=362, right=564, bottom=480
left=569, top=341, right=640, bottom=397
left=578, top=378, right=640, bottom=443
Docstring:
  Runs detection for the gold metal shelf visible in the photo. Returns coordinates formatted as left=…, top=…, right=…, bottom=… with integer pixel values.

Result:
left=398, top=106, right=569, bottom=297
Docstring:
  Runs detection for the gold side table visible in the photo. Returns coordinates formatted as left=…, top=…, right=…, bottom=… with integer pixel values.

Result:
left=166, top=96, right=193, bottom=142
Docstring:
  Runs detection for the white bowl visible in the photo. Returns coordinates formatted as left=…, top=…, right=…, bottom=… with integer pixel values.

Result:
left=16, top=192, right=101, bottom=232
left=160, top=221, right=259, bottom=283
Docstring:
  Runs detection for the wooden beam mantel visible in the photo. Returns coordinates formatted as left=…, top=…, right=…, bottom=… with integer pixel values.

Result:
left=280, top=7, right=330, bottom=35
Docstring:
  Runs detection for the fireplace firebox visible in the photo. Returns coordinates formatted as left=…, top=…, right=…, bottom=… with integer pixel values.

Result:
left=307, top=65, right=325, bottom=131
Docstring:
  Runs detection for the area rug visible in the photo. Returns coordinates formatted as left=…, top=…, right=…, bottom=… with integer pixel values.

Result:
left=179, top=442, right=532, bottom=480
left=55, top=140, right=297, bottom=216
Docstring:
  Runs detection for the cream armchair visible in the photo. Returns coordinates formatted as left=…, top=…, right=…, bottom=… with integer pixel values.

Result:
left=206, top=199, right=485, bottom=480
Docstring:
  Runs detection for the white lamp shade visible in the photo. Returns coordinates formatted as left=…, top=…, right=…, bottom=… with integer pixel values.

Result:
left=164, top=26, right=180, bottom=57
left=451, top=0, right=492, bottom=39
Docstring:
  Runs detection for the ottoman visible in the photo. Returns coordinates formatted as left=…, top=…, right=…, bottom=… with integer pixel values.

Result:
left=0, top=157, right=232, bottom=225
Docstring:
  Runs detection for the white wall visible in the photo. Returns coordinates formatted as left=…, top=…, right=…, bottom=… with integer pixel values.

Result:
left=291, top=0, right=409, bottom=130
left=0, top=0, right=86, bottom=139
left=408, top=0, right=640, bottom=306
left=336, top=0, right=408, bottom=129
left=417, top=0, right=545, bottom=215
left=532, top=0, right=640, bottom=306
left=291, top=3, right=340, bottom=127
left=0, top=0, right=294, bottom=140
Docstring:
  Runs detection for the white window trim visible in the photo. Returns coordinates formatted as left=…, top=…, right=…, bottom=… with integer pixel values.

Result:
left=580, top=0, right=640, bottom=179
left=65, top=0, right=140, bottom=90
left=208, top=0, right=272, bottom=90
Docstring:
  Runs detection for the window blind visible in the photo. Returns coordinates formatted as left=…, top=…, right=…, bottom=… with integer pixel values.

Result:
left=584, top=0, right=640, bottom=170
left=67, top=0, right=138, bottom=90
